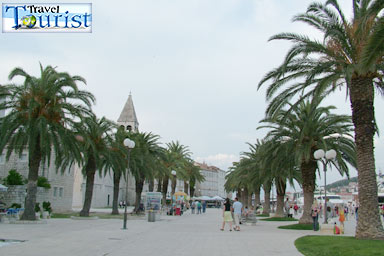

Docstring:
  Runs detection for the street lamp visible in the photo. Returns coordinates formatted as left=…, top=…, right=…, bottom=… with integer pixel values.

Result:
left=122, top=138, right=135, bottom=230
left=314, top=148, right=337, bottom=224
left=171, top=170, right=177, bottom=195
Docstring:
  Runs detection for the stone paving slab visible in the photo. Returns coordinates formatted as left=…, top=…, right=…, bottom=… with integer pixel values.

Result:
left=0, top=208, right=360, bottom=256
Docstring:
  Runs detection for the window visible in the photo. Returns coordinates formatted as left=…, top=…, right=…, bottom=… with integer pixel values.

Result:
left=53, top=187, right=58, bottom=197
left=59, top=188, right=64, bottom=197
left=127, top=125, right=132, bottom=131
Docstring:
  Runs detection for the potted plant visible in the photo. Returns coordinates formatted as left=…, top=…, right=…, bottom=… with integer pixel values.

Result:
left=35, top=203, right=41, bottom=220
left=42, top=201, right=52, bottom=219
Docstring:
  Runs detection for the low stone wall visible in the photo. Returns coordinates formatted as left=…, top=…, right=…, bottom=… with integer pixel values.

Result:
left=0, top=185, right=51, bottom=208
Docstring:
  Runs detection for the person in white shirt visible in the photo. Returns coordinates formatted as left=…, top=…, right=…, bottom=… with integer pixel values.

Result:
left=233, top=197, right=243, bottom=231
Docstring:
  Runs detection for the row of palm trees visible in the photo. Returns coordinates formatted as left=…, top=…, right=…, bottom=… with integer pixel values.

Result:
left=227, top=0, right=384, bottom=240
left=225, top=95, right=356, bottom=222
left=0, top=64, right=203, bottom=219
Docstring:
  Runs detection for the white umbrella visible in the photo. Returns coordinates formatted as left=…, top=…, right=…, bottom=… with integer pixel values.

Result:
left=0, top=184, right=8, bottom=192
left=197, top=196, right=212, bottom=201
left=211, top=196, right=225, bottom=201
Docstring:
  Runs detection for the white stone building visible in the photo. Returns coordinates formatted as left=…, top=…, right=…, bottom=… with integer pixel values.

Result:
left=194, top=162, right=226, bottom=198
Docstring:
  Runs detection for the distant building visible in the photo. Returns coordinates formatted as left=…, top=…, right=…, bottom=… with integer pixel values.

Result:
left=194, top=162, right=226, bottom=198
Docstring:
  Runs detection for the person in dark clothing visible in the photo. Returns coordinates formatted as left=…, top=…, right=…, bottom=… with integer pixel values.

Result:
left=220, top=198, right=233, bottom=231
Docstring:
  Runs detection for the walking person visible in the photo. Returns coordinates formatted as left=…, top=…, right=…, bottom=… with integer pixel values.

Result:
left=202, top=201, right=207, bottom=213
left=191, top=201, right=196, bottom=214
left=221, top=198, right=233, bottom=231
left=311, top=201, right=319, bottom=231
left=233, top=197, right=243, bottom=231
left=288, top=206, right=294, bottom=218
left=284, top=198, right=290, bottom=217
left=197, top=201, right=202, bottom=214
left=293, top=203, right=299, bottom=217
left=339, top=208, right=345, bottom=234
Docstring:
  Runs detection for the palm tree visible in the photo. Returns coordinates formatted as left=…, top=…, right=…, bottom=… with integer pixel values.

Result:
left=259, top=95, right=355, bottom=223
left=128, top=132, right=162, bottom=213
left=258, top=0, right=384, bottom=239
left=0, top=64, right=94, bottom=220
left=257, top=140, right=300, bottom=217
left=180, top=160, right=204, bottom=196
left=104, top=126, right=129, bottom=215
left=76, top=115, right=116, bottom=217
left=160, top=141, right=191, bottom=205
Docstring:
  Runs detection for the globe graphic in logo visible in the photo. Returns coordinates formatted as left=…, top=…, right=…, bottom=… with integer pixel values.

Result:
left=21, top=15, right=37, bottom=28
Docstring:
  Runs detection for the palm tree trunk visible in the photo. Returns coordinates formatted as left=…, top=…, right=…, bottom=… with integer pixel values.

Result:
left=247, top=192, right=252, bottom=208
left=111, top=171, right=121, bottom=215
left=237, top=189, right=242, bottom=203
left=244, top=187, right=249, bottom=207
left=350, top=77, right=384, bottom=239
left=157, top=178, right=162, bottom=192
left=299, top=159, right=316, bottom=224
left=190, top=185, right=195, bottom=198
left=184, top=181, right=189, bottom=194
left=80, top=157, right=96, bottom=217
left=262, top=182, right=271, bottom=215
left=275, top=178, right=286, bottom=218
left=21, top=138, right=42, bottom=220
left=254, top=184, right=261, bottom=206
left=171, top=177, right=176, bottom=196
left=148, top=179, right=154, bottom=192
left=134, top=178, right=144, bottom=213
left=162, top=176, right=169, bottom=206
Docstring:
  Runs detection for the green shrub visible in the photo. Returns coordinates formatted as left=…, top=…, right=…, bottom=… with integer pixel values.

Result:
left=37, top=176, right=51, bottom=189
left=278, top=223, right=313, bottom=230
left=35, top=203, right=41, bottom=213
left=261, top=217, right=298, bottom=221
left=4, top=169, right=24, bottom=185
left=10, top=203, right=22, bottom=209
left=42, top=201, right=52, bottom=214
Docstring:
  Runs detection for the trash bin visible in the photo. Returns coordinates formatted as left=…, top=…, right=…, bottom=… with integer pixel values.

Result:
left=148, top=211, right=156, bottom=222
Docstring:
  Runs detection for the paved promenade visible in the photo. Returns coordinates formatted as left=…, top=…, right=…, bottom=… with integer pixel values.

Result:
left=0, top=208, right=358, bottom=256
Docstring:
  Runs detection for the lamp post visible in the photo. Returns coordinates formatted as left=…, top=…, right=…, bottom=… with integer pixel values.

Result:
left=314, top=149, right=337, bottom=224
left=171, top=170, right=177, bottom=196
left=122, top=138, right=135, bottom=230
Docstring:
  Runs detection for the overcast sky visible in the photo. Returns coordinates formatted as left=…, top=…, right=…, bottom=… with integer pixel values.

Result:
left=1, top=0, right=384, bottom=190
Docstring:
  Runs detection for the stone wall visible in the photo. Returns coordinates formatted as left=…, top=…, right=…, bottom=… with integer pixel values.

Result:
left=0, top=185, right=50, bottom=208
left=0, top=150, right=75, bottom=212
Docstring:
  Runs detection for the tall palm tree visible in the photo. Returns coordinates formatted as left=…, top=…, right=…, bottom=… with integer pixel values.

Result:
left=104, top=126, right=129, bottom=215
left=259, top=96, right=355, bottom=223
left=180, top=160, right=204, bottom=196
left=76, top=115, right=116, bottom=217
left=258, top=0, right=384, bottom=238
left=128, top=132, right=162, bottom=213
left=257, top=140, right=300, bottom=217
left=160, top=141, right=191, bottom=205
left=0, top=64, right=94, bottom=220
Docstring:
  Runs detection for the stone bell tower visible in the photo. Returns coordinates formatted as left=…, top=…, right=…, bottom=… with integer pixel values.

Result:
left=117, top=93, right=139, bottom=132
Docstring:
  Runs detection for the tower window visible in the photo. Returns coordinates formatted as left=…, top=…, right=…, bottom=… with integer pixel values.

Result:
left=127, top=125, right=132, bottom=131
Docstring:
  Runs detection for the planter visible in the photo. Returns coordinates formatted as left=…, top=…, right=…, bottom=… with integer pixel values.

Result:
left=42, top=211, right=49, bottom=219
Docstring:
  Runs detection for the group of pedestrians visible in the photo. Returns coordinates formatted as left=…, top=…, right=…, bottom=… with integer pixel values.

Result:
left=191, top=200, right=206, bottom=214
left=221, top=197, right=243, bottom=231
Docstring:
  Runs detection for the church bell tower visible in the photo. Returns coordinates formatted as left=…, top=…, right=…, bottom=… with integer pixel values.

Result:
left=117, top=93, right=139, bottom=132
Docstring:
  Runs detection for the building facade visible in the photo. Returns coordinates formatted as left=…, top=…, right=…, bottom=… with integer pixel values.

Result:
left=194, top=162, right=226, bottom=198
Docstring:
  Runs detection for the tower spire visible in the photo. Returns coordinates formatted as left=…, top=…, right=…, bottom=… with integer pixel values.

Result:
left=117, top=94, right=139, bottom=132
